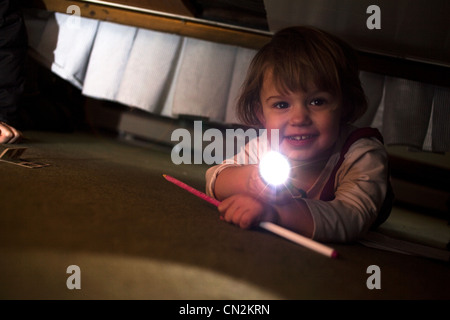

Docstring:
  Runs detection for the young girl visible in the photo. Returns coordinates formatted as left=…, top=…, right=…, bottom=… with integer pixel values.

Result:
left=205, top=26, right=393, bottom=243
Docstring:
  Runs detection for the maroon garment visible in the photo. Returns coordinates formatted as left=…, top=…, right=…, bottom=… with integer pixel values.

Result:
left=320, top=127, right=394, bottom=228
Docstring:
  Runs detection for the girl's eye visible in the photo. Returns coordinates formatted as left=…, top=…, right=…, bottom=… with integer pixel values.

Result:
left=274, top=102, right=289, bottom=109
left=310, top=98, right=326, bottom=106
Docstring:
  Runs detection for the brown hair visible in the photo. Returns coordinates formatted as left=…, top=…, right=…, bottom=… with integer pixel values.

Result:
left=236, top=26, right=367, bottom=127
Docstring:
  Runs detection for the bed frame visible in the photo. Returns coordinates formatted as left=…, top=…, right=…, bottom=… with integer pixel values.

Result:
left=29, top=0, right=450, bottom=87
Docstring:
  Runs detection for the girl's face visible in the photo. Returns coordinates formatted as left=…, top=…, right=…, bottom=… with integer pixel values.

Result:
left=258, top=71, right=342, bottom=162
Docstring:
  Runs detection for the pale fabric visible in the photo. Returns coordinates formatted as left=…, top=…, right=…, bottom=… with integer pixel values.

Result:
left=170, top=37, right=237, bottom=122
left=382, top=77, right=434, bottom=149
left=224, top=47, right=257, bottom=124
left=115, top=29, right=183, bottom=113
left=28, top=12, right=99, bottom=89
left=431, top=87, right=450, bottom=152
left=354, top=72, right=385, bottom=128
left=82, top=22, right=137, bottom=100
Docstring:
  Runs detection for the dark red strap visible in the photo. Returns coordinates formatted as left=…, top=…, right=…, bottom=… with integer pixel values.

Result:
left=320, top=127, right=384, bottom=201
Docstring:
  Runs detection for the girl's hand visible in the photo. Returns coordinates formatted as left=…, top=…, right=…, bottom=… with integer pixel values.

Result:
left=246, top=165, right=299, bottom=205
left=218, top=194, right=278, bottom=229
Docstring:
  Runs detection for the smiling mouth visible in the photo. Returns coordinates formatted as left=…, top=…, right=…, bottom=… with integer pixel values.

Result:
left=287, top=135, right=316, bottom=141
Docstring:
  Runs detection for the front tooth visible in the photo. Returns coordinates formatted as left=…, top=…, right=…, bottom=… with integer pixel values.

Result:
left=291, top=135, right=309, bottom=140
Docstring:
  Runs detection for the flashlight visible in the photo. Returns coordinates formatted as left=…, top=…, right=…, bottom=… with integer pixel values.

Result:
left=259, top=151, right=291, bottom=187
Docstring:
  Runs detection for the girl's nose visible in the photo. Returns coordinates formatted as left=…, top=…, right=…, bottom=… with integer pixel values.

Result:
left=289, top=104, right=311, bottom=126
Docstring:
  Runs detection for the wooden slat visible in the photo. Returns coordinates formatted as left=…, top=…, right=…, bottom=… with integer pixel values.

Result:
left=358, top=51, right=450, bottom=88
left=30, top=0, right=271, bottom=49
left=101, top=0, right=196, bottom=17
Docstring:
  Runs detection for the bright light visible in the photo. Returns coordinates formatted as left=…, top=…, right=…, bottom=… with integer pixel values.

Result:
left=259, top=151, right=290, bottom=187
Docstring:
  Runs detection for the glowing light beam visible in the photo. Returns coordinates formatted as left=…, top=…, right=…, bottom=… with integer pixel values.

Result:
left=259, top=151, right=291, bottom=187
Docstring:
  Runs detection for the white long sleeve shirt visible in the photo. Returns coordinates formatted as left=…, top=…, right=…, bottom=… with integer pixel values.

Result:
left=205, top=125, right=390, bottom=243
